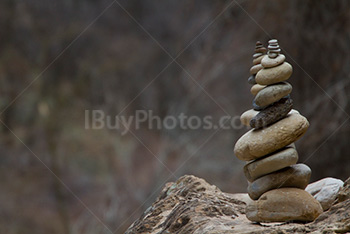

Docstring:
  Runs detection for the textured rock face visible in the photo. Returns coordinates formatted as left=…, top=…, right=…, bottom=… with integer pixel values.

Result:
left=250, top=96, right=293, bottom=129
left=126, top=175, right=350, bottom=234
left=338, top=177, right=350, bottom=202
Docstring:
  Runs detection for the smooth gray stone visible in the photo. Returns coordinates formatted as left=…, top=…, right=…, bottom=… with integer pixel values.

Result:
left=248, top=163, right=311, bottom=200
left=244, top=146, right=298, bottom=182
left=254, top=82, right=292, bottom=108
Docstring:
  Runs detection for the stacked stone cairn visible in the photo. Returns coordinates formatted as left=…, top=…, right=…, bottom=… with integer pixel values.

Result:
left=234, top=39, right=323, bottom=222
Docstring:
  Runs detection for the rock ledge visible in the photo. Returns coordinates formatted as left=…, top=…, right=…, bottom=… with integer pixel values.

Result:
left=126, top=175, right=350, bottom=234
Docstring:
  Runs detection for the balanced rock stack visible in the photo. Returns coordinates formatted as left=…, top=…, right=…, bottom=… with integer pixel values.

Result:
left=234, top=39, right=323, bottom=222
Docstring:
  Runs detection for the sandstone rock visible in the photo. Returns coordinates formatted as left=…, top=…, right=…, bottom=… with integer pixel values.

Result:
left=254, top=82, right=292, bottom=107
left=250, top=97, right=293, bottom=129
left=250, top=84, right=266, bottom=96
left=126, top=175, right=252, bottom=234
left=126, top=175, right=350, bottom=234
left=234, top=113, right=309, bottom=161
left=247, top=163, right=311, bottom=200
left=250, top=64, right=263, bottom=75
left=338, top=177, right=350, bottom=203
left=240, top=109, right=259, bottom=127
left=253, top=55, right=265, bottom=65
left=306, top=177, right=344, bottom=211
left=256, top=62, right=293, bottom=85
left=244, top=146, right=298, bottom=182
left=261, top=54, right=285, bottom=68
left=246, top=188, right=323, bottom=222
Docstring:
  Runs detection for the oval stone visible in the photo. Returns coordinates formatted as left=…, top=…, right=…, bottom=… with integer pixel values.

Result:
left=250, top=84, right=266, bottom=96
left=250, top=64, right=263, bottom=75
left=246, top=188, right=323, bottom=222
left=244, top=146, right=298, bottom=182
left=240, top=109, right=259, bottom=127
left=261, top=54, right=285, bottom=68
left=253, top=55, right=265, bottom=65
left=247, top=163, right=311, bottom=200
left=254, top=82, right=292, bottom=107
left=250, top=96, right=293, bottom=129
left=256, top=62, right=293, bottom=85
left=234, top=113, right=309, bottom=161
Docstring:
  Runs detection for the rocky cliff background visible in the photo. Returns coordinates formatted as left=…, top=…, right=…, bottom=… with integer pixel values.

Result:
left=1, top=0, right=350, bottom=233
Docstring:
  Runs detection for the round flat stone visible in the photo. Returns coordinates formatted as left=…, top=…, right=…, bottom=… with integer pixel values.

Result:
left=268, top=39, right=278, bottom=44
left=246, top=188, right=323, bottom=222
left=250, top=64, right=263, bottom=75
left=255, top=47, right=267, bottom=53
left=244, top=146, right=298, bottom=182
left=250, top=84, right=266, bottom=96
left=256, top=62, right=293, bottom=85
left=240, top=109, right=259, bottom=127
left=247, top=163, right=311, bottom=200
left=234, top=113, right=309, bottom=161
left=250, top=96, right=293, bottom=129
left=254, top=82, right=292, bottom=107
left=261, top=54, right=285, bottom=68
left=253, top=55, right=265, bottom=65
left=253, top=53, right=263, bottom=58
left=268, top=52, right=279, bottom=58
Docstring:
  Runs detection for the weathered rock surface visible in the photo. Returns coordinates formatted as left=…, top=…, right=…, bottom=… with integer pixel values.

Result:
left=250, top=96, right=293, bottom=129
left=306, top=177, right=344, bottom=211
left=126, top=175, right=350, bottom=234
left=338, top=177, right=350, bottom=203
left=247, top=164, right=311, bottom=200
left=246, top=188, right=323, bottom=222
left=234, top=113, right=309, bottom=161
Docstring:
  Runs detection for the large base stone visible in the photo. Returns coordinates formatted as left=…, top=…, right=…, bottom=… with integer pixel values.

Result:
left=246, top=188, right=323, bottom=223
